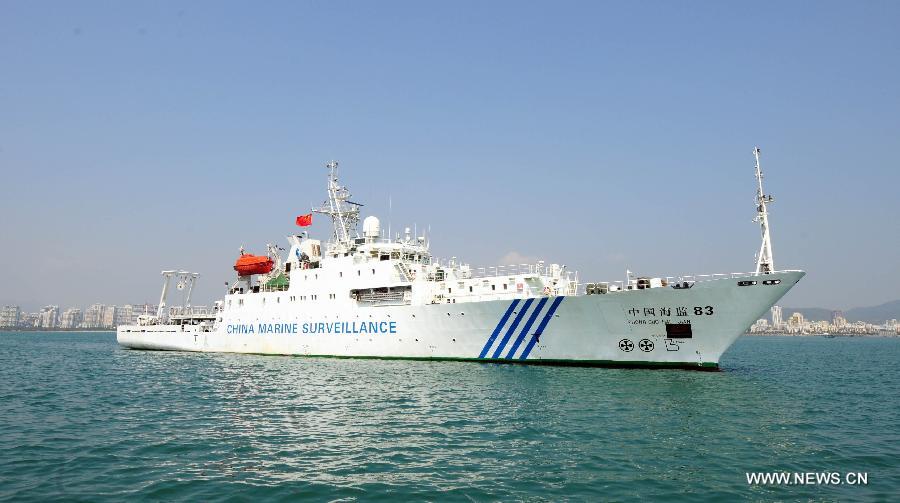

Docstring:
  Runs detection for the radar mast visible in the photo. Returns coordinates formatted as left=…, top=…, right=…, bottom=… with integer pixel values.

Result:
left=753, top=147, right=775, bottom=274
left=313, top=161, right=363, bottom=255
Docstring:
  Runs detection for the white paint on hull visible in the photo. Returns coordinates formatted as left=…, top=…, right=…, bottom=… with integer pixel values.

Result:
left=118, top=271, right=804, bottom=368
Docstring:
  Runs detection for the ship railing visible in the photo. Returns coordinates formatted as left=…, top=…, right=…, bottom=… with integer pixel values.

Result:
left=432, top=291, right=531, bottom=304
left=259, top=284, right=290, bottom=292
left=664, top=269, right=803, bottom=284
left=470, top=264, right=545, bottom=279
left=584, top=269, right=804, bottom=294
left=168, top=306, right=214, bottom=318
left=435, top=283, right=584, bottom=303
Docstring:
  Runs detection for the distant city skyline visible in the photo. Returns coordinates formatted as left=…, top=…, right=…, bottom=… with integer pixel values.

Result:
left=1, top=303, right=159, bottom=330
left=2, top=1, right=899, bottom=310
left=749, top=306, right=899, bottom=336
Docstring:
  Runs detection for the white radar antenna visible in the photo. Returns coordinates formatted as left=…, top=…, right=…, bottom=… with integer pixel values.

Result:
left=753, top=147, right=775, bottom=274
left=313, top=161, right=363, bottom=254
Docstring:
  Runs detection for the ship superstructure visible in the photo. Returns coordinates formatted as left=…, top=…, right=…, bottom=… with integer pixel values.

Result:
left=118, top=152, right=804, bottom=369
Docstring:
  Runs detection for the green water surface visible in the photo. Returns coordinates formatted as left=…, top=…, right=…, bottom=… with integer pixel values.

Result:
left=0, top=332, right=897, bottom=501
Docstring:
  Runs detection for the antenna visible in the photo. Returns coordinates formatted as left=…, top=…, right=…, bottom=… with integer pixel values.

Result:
left=753, top=147, right=775, bottom=274
left=312, top=161, right=362, bottom=254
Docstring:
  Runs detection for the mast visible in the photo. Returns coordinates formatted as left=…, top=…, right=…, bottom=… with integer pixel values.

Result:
left=753, top=147, right=775, bottom=274
left=313, top=161, right=363, bottom=254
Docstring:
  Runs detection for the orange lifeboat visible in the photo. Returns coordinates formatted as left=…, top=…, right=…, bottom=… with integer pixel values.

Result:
left=233, top=254, right=274, bottom=276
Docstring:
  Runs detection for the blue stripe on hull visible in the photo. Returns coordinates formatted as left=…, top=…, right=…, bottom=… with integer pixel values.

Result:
left=478, top=299, right=519, bottom=359
left=491, top=298, right=534, bottom=359
left=519, top=296, right=565, bottom=360
left=504, top=297, right=548, bottom=359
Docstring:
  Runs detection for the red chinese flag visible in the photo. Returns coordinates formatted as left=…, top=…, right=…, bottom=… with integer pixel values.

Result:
left=295, top=213, right=312, bottom=227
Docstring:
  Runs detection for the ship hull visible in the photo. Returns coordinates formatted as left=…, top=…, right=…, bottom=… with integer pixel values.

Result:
left=117, top=271, right=804, bottom=369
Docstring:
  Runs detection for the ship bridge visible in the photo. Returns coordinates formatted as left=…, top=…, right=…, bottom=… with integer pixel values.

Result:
left=220, top=161, right=577, bottom=311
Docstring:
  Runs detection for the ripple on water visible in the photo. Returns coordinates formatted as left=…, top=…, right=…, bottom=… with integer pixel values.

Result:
left=0, top=333, right=898, bottom=501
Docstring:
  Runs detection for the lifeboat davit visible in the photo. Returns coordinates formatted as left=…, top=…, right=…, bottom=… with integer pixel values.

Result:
left=233, top=254, right=274, bottom=276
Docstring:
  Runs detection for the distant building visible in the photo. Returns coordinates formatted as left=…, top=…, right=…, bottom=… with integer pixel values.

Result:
left=101, top=306, right=117, bottom=329
left=771, top=305, right=783, bottom=328
left=20, top=312, right=40, bottom=328
left=114, top=304, right=156, bottom=326
left=82, top=304, right=107, bottom=329
left=0, top=306, right=21, bottom=328
left=831, top=310, right=846, bottom=327
left=751, top=318, right=769, bottom=332
left=60, top=308, right=83, bottom=329
left=39, top=305, right=60, bottom=329
left=115, top=305, right=133, bottom=327
left=130, top=304, right=157, bottom=320
left=788, top=312, right=805, bottom=328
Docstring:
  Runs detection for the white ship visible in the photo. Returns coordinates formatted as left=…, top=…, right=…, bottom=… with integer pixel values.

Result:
left=118, top=149, right=803, bottom=369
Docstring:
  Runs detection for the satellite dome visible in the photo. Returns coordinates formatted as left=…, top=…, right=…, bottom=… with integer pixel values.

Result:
left=362, top=216, right=381, bottom=239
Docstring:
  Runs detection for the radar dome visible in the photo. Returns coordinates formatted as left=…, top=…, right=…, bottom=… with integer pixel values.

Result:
left=363, top=216, right=381, bottom=239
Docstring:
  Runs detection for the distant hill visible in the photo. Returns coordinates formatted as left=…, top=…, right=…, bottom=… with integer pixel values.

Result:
left=845, top=300, right=900, bottom=323
left=781, top=300, right=900, bottom=324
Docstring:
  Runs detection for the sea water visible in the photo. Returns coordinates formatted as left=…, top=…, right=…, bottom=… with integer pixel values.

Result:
left=1, top=332, right=897, bottom=501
